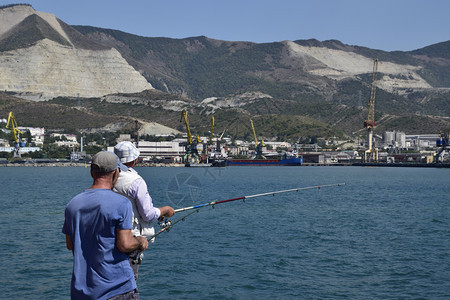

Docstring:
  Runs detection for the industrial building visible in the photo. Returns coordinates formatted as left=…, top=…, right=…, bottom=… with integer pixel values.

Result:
left=405, top=134, right=441, bottom=150
left=137, top=140, right=185, bottom=162
left=383, top=131, right=406, bottom=149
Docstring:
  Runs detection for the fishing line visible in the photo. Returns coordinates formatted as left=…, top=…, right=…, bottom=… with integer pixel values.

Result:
left=146, top=182, right=345, bottom=241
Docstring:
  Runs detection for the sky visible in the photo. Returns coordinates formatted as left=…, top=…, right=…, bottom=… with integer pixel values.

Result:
left=2, top=0, right=450, bottom=51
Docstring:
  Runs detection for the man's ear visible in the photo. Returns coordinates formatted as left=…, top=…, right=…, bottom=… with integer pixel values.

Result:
left=111, top=169, right=120, bottom=189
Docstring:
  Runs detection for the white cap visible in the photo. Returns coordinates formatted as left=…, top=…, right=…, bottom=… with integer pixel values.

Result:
left=114, top=141, right=140, bottom=163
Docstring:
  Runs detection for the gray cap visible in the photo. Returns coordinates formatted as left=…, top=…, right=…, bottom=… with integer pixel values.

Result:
left=114, top=141, right=140, bottom=163
left=91, top=151, right=127, bottom=173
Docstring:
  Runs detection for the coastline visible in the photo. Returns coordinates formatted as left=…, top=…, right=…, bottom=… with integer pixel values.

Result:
left=0, top=161, right=186, bottom=167
left=1, top=161, right=449, bottom=168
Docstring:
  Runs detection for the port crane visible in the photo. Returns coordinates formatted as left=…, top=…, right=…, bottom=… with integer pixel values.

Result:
left=435, top=131, right=450, bottom=163
left=250, top=118, right=266, bottom=159
left=6, top=111, right=24, bottom=158
left=207, top=116, right=228, bottom=163
left=206, top=115, right=215, bottom=155
left=209, top=115, right=215, bottom=146
left=217, top=128, right=226, bottom=151
left=364, top=58, right=379, bottom=162
left=180, top=109, right=200, bottom=165
left=209, top=115, right=227, bottom=150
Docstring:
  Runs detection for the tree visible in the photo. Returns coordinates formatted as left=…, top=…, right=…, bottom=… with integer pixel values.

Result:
left=0, top=151, right=12, bottom=158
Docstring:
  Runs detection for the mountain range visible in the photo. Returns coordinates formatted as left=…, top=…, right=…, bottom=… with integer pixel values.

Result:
left=0, top=4, right=449, bottom=141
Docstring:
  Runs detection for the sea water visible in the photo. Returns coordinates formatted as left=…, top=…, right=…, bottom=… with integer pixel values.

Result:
left=0, top=166, right=449, bottom=299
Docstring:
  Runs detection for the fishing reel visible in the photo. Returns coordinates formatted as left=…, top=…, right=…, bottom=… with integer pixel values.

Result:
left=158, top=217, right=173, bottom=232
left=130, top=251, right=144, bottom=265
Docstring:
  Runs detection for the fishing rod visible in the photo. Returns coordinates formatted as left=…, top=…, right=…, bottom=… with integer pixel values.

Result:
left=147, top=182, right=345, bottom=241
left=174, top=183, right=345, bottom=213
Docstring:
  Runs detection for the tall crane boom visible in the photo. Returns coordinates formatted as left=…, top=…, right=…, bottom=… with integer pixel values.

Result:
left=6, top=111, right=24, bottom=157
left=364, top=58, right=378, bottom=129
left=6, top=111, right=22, bottom=143
left=250, top=118, right=265, bottom=159
left=250, top=118, right=258, bottom=147
left=364, top=58, right=379, bottom=162
left=180, top=109, right=193, bottom=144
left=209, top=115, right=215, bottom=145
left=180, top=109, right=201, bottom=165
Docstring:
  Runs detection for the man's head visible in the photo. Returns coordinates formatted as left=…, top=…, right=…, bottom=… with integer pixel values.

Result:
left=90, top=151, right=126, bottom=188
left=114, top=141, right=140, bottom=165
left=91, top=151, right=124, bottom=173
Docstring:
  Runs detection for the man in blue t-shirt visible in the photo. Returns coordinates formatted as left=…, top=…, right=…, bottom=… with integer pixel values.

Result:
left=62, top=151, right=149, bottom=299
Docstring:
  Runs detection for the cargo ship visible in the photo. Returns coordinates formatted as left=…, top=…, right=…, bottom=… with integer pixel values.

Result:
left=227, top=156, right=302, bottom=166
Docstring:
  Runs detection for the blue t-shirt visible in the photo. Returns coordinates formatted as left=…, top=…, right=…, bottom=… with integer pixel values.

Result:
left=62, top=189, right=136, bottom=300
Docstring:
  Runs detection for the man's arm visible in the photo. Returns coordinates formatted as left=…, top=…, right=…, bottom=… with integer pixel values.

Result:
left=132, top=178, right=175, bottom=220
left=131, top=179, right=161, bottom=222
left=116, top=229, right=149, bottom=253
left=66, top=235, right=72, bottom=251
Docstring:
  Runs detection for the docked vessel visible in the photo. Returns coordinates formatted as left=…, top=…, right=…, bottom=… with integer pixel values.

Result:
left=227, top=156, right=302, bottom=166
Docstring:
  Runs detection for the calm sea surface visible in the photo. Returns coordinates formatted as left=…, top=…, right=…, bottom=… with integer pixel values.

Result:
left=0, top=166, right=449, bottom=299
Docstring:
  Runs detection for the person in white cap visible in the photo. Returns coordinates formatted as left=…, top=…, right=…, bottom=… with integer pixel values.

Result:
left=113, top=141, right=174, bottom=279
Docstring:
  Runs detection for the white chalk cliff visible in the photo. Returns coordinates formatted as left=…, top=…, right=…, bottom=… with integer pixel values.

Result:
left=0, top=5, right=153, bottom=100
left=284, top=40, right=432, bottom=92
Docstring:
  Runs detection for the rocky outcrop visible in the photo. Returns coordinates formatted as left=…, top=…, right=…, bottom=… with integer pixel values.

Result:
left=0, top=5, right=152, bottom=100
left=138, top=121, right=183, bottom=136
left=284, top=40, right=432, bottom=92
left=201, top=92, right=273, bottom=110
left=0, top=4, right=71, bottom=44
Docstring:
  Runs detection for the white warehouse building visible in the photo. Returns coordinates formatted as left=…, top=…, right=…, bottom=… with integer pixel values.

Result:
left=138, top=140, right=185, bottom=159
left=108, top=140, right=186, bottom=161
